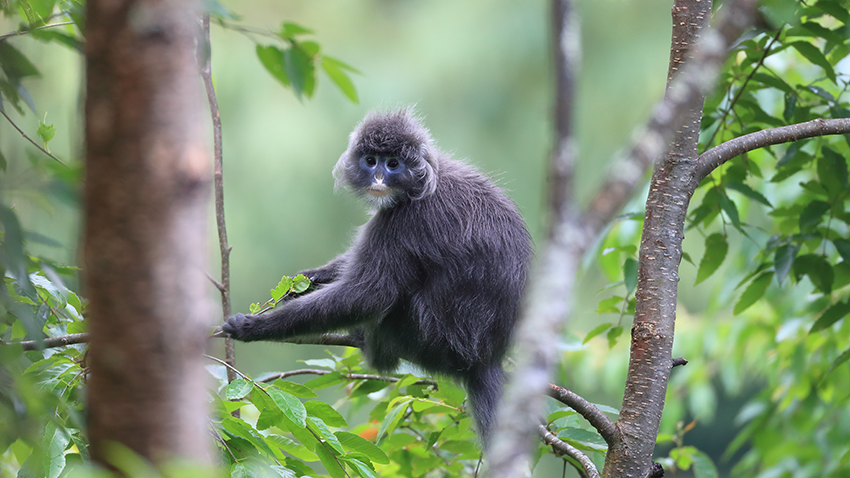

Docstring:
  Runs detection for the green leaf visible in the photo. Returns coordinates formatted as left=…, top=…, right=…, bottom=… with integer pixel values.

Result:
left=283, top=47, right=315, bottom=99
left=794, top=254, right=834, bottom=294
left=274, top=379, right=318, bottom=398
left=717, top=191, right=741, bottom=230
left=44, top=423, right=69, bottom=478
left=799, top=200, right=831, bottom=230
left=623, top=258, right=638, bottom=294
left=256, top=45, right=289, bottom=87
left=783, top=92, right=797, bottom=122
left=226, top=379, right=253, bottom=400
left=596, top=296, right=622, bottom=315
left=584, top=323, right=613, bottom=344
left=751, top=72, right=794, bottom=94
left=315, top=445, right=346, bottom=478
left=0, top=42, right=41, bottom=82
left=833, top=239, right=850, bottom=264
left=790, top=42, right=836, bottom=82
left=607, top=326, right=624, bottom=348
left=280, top=22, right=313, bottom=38
left=804, top=85, right=836, bottom=103
left=307, top=416, right=343, bottom=453
left=810, top=300, right=850, bottom=332
left=822, top=348, right=850, bottom=379
left=816, top=0, right=850, bottom=23
left=819, top=147, right=848, bottom=198
left=725, top=181, right=772, bottom=207
left=306, top=401, right=347, bottom=427
left=346, top=458, right=379, bottom=478
left=774, top=244, right=799, bottom=285
left=691, top=450, right=719, bottom=478
left=292, top=274, right=311, bottom=293
left=271, top=276, right=293, bottom=302
left=267, top=387, right=307, bottom=427
left=321, top=56, right=359, bottom=103
left=696, top=233, right=728, bottom=285
left=221, top=416, right=278, bottom=458
left=734, top=272, right=774, bottom=314
left=377, top=397, right=412, bottom=442
left=336, top=431, right=389, bottom=464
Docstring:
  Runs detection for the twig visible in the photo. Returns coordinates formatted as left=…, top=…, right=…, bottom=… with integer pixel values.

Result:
left=0, top=21, right=75, bottom=41
left=204, top=354, right=251, bottom=381
left=200, top=14, right=237, bottom=384
left=702, top=27, right=784, bottom=151
left=259, top=368, right=438, bottom=386
left=671, top=357, right=688, bottom=368
left=0, top=108, right=66, bottom=165
left=6, top=332, right=89, bottom=351
left=546, top=383, right=619, bottom=448
left=537, top=424, right=600, bottom=478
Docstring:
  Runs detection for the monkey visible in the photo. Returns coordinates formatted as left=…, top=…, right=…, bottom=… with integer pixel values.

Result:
left=222, top=108, right=532, bottom=443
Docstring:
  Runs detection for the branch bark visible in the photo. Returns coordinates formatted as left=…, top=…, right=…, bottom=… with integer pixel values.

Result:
left=200, top=14, right=238, bottom=385
left=547, top=383, right=619, bottom=448
left=84, top=0, right=212, bottom=466
left=603, top=1, right=758, bottom=477
left=691, top=118, right=850, bottom=191
left=538, top=424, right=600, bottom=478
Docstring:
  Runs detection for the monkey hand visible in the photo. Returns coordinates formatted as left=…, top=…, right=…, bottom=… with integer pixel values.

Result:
left=222, top=313, right=260, bottom=341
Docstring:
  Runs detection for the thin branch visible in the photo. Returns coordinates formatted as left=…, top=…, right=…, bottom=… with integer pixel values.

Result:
left=702, top=27, right=784, bottom=151
left=547, top=383, right=619, bottom=448
left=0, top=108, right=66, bottom=165
left=205, top=271, right=225, bottom=292
left=259, top=368, right=438, bottom=386
left=0, top=21, right=75, bottom=41
left=204, top=354, right=251, bottom=381
left=671, top=357, right=688, bottom=368
left=200, top=14, right=237, bottom=384
left=5, top=332, right=89, bottom=351
left=692, top=118, right=850, bottom=191
left=537, top=424, right=600, bottom=478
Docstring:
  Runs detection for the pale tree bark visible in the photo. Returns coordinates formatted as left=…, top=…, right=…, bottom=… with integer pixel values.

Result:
left=84, top=0, right=213, bottom=467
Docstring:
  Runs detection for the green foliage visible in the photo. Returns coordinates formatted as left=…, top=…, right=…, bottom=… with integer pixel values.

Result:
left=206, top=349, right=481, bottom=477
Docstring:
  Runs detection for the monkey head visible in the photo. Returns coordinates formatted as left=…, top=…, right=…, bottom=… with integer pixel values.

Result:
left=333, top=108, right=439, bottom=209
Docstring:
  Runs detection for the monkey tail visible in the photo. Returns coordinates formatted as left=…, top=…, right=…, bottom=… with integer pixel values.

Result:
left=464, top=363, right=505, bottom=448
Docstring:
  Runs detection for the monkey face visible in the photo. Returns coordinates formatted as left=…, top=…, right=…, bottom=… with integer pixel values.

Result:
left=359, top=154, right=406, bottom=198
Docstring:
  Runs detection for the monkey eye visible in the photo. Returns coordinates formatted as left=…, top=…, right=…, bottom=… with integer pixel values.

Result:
left=386, top=158, right=400, bottom=170
left=363, top=155, right=377, bottom=167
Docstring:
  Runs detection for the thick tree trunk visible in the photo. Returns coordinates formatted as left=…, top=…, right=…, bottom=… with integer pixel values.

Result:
left=84, top=0, right=212, bottom=467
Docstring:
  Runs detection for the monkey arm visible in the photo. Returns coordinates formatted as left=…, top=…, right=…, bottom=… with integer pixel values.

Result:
left=223, top=279, right=394, bottom=342
left=298, top=254, right=349, bottom=285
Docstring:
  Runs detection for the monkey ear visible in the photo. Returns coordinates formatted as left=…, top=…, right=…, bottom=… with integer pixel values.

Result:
left=331, top=151, right=352, bottom=191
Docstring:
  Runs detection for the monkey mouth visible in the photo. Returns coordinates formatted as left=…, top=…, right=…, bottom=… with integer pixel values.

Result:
left=366, top=185, right=392, bottom=197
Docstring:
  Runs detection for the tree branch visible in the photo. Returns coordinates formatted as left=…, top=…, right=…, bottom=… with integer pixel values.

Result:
left=200, top=14, right=237, bottom=384
left=547, top=383, right=620, bottom=448
left=538, top=424, right=600, bottom=478
left=0, top=21, right=75, bottom=41
left=691, top=118, right=850, bottom=191
left=258, top=368, right=438, bottom=386
left=6, top=333, right=90, bottom=351
left=0, top=108, right=66, bottom=165
left=606, top=1, right=758, bottom=476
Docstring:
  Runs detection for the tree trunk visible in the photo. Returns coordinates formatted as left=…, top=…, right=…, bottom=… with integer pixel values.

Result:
left=602, top=1, right=712, bottom=476
left=84, top=0, right=213, bottom=467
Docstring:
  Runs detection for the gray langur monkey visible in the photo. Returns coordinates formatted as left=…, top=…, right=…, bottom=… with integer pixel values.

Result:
left=223, top=108, right=533, bottom=443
